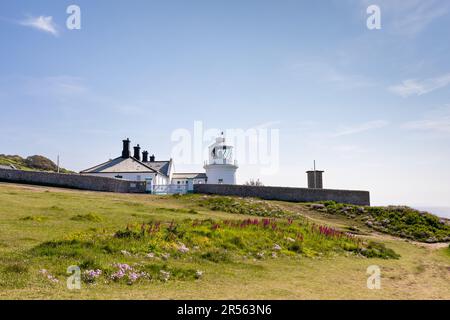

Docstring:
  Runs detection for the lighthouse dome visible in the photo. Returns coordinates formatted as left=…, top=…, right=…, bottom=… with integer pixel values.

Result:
left=204, top=133, right=238, bottom=185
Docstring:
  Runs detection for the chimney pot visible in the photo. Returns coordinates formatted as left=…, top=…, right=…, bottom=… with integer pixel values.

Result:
left=122, top=138, right=131, bottom=158
left=133, top=144, right=141, bottom=161
left=142, top=150, right=149, bottom=162
left=150, top=154, right=155, bottom=162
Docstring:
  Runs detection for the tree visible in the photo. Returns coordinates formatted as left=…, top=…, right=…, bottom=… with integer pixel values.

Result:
left=244, top=179, right=264, bottom=186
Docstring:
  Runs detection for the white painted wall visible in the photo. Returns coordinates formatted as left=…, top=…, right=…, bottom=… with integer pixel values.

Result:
left=82, top=172, right=169, bottom=184
left=204, top=164, right=237, bottom=185
left=172, top=178, right=207, bottom=190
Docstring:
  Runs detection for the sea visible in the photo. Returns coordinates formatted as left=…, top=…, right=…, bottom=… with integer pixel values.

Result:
left=412, top=206, right=450, bottom=219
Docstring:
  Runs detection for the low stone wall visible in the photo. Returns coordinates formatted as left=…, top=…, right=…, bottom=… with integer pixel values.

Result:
left=0, top=168, right=146, bottom=193
left=194, top=184, right=370, bottom=206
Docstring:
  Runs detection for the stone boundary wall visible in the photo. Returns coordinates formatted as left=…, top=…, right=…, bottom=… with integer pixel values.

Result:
left=0, top=168, right=146, bottom=193
left=194, top=184, right=370, bottom=206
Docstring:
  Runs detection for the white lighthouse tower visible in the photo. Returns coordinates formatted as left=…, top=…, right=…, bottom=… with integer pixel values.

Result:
left=204, top=133, right=238, bottom=185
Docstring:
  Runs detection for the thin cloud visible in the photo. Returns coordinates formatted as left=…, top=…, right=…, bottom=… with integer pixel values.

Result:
left=389, top=73, right=450, bottom=97
left=19, top=15, right=59, bottom=36
left=292, top=61, right=374, bottom=90
left=25, top=76, right=87, bottom=97
left=403, top=105, right=450, bottom=134
left=404, top=119, right=450, bottom=133
left=333, top=120, right=389, bottom=137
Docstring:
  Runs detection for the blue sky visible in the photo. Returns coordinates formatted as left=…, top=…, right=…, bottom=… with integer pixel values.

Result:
left=1, top=0, right=450, bottom=209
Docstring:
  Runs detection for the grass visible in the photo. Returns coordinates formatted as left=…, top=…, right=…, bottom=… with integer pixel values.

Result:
left=70, top=213, right=103, bottom=222
left=196, top=195, right=292, bottom=217
left=0, top=182, right=449, bottom=299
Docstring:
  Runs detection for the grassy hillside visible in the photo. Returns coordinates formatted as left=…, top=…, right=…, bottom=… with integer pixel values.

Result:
left=308, top=201, right=450, bottom=243
left=0, top=183, right=449, bottom=299
left=0, top=154, right=73, bottom=173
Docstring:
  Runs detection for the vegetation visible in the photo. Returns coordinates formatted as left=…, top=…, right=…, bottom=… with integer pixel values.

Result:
left=310, top=201, right=450, bottom=243
left=0, top=154, right=73, bottom=173
left=0, top=184, right=448, bottom=299
left=19, top=214, right=401, bottom=287
left=244, top=179, right=264, bottom=186
left=70, top=213, right=103, bottom=222
left=196, top=195, right=291, bottom=217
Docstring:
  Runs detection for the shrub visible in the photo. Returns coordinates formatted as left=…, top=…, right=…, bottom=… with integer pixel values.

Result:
left=71, top=213, right=103, bottom=222
left=3, top=262, right=29, bottom=274
left=20, top=215, right=47, bottom=222
left=200, top=250, right=230, bottom=263
left=358, top=241, right=400, bottom=259
left=288, top=243, right=303, bottom=253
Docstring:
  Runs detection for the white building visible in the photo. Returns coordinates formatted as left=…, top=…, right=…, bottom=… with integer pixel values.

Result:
left=80, top=139, right=173, bottom=191
left=80, top=137, right=234, bottom=193
left=204, top=134, right=238, bottom=185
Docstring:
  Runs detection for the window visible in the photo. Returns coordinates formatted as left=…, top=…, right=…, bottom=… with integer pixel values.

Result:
left=137, top=175, right=141, bottom=181
left=218, top=179, right=223, bottom=184
left=177, top=181, right=180, bottom=184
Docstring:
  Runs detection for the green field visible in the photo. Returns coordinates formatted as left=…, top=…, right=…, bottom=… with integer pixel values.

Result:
left=0, top=183, right=449, bottom=299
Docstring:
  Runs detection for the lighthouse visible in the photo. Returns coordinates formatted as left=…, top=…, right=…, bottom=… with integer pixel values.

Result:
left=204, top=133, right=238, bottom=185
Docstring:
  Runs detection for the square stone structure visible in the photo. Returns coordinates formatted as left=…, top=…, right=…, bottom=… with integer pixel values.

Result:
left=306, top=170, right=324, bottom=189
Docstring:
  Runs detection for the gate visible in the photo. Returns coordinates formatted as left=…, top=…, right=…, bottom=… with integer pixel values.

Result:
left=151, top=184, right=188, bottom=195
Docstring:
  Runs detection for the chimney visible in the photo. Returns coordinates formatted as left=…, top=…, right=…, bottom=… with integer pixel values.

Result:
left=142, top=150, right=149, bottom=162
left=133, top=144, right=141, bottom=160
left=150, top=154, right=155, bottom=162
left=122, top=138, right=131, bottom=158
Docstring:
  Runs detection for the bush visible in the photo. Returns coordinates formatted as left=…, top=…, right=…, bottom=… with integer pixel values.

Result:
left=200, top=250, right=230, bottom=263
left=71, top=213, right=103, bottom=222
left=3, top=262, right=29, bottom=274
left=25, top=155, right=58, bottom=171
left=20, top=215, right=48, bottom=222
left=358, top=241, right=400, bottom=259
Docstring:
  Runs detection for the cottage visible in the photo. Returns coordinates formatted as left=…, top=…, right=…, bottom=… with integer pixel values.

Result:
left=80, top=136, right=237, bottom=193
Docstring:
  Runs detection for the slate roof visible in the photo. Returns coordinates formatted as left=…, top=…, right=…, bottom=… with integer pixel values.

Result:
left=172, top=172, right=207, bottom=179
left=142, top=160, right=172, bottom=176
left=80, top=157, right=166, bottom=175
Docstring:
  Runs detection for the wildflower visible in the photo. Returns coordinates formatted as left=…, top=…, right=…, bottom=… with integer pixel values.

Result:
left=146, top=252, right=155, bottom=258
left=121, top=250, right=131, bottom=256
left=160, top=270, right=170, bottom=282
left=178, top=243, right=189, bottom=253
left=111, top=270, right=126, bottom=280
left=114, top=263, right=132, bottom=271
left=271, top=252, right=278, bottom=258
left=47, top=274, right=59, bottom=283
left=40, top=269, right=58, bottom=283
left=195, top=270, right=203, bottom=279
left=161, top=253, right=170, bottom=260
left=256, top=252, right=264, bottom=259
left=128, top=272, right=140, bottom=283
left=273, top=244, right=282, bottom=251
left=84, top=269, right=102, bottom=282
left=111, top=263, right=133, bottom=281
left=285, top=237, right=295, bottom=242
